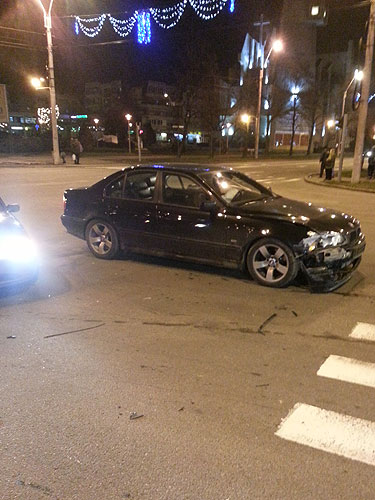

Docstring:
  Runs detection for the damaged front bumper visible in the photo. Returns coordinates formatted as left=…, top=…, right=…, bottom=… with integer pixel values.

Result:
left=296, top=235, right=366, bottom=293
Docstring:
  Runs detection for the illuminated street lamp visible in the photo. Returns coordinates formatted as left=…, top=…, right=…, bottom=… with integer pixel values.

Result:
left=125, top=114, right=132, bottom=153
left=327, top=119, right=335, bottom=129
left=31, top=77, right=48, bottom=90
left=93, top=118, right=99, bottom=126
left=337, top=69, right=364, bottom=182
left=34, top=0, right=60, bottom=165
left=255, top=39, right=283, bottom=159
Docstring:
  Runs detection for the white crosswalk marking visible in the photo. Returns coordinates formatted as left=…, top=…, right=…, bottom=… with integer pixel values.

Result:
left=350, top=322, right=375, bottom=342
left=276, top=321, right=375, bottom=466
left=317, top=355, right=375, bottom=389
left=276, top=403, right=375, bottom=466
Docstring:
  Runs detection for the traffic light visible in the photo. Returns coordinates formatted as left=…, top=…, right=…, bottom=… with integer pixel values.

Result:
left=139, top=129, right=144, bottom=135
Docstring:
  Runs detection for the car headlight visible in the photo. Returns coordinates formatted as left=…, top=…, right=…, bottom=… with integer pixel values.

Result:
left=0, top=235, right=38, bottom=262
left=302, top=231, right=346, bottom=252
left=366, top=151, right=372, bottom=157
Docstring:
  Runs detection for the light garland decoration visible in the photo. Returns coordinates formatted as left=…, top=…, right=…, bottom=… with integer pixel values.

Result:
left=137, top=11, right=151, bottom=44
left=38, top=105, right=60, bottom=126
left=75, top=14, right=107, bottom=38
left=108, top=14, right=137, bottom=37
left=189, top=0, right=227, bottom=20
left=74, top=0, right=234, bottom=44
left=150, top=0, right=188, bottom=29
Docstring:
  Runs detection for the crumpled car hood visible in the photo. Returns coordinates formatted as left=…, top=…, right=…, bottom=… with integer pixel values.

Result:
left=238, top=197, right=360, bottom=233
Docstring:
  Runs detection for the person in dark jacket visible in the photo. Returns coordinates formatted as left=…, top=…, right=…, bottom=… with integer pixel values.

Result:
left=70, top=138, right=83, bottom=164
left=325, top=148, right=336, bottom=180
left=319, top=147, right=329, bottom=178
left=367, top=146, right=375, bottom=179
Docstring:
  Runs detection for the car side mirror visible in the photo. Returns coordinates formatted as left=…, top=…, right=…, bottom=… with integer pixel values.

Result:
left=200, top=200, right=219, bottom=214
left=6, top=204, right=20, bottom=213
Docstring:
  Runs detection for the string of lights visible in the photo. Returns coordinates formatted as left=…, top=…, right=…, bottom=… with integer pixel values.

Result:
left=74, top=0, right=234, bottom=44
left=108, top=14, right=137, bottom=38
left=150, top=0, right=188, bottom=30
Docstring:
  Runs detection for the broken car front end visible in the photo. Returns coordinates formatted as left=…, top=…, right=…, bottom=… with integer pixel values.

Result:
left=296, top=226, right=366, bottom=292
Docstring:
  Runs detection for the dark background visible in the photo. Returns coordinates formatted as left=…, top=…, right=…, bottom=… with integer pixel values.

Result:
left=0, top=0, right=370, bottom=106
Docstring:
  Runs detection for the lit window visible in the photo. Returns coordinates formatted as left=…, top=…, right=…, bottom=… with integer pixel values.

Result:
left=311, top=6, right=319, bottom=16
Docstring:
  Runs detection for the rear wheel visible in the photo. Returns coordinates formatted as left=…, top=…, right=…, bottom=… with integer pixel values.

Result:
left=85, top=220, right=119, bottom=260
left=246, top=238, right=299, bottom=288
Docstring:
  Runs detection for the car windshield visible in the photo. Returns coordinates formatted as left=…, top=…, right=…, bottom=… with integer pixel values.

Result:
left=200, top=171, right=273, bottom=205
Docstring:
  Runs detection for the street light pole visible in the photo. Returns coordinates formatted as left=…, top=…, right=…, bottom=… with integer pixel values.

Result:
left=35, top=0, right=60, bottom=165
left=254, top=39, right=283, bottom=159
left=337, top=70, right=363, bottom=182
left=125, top=114, right=132, bottom=153
left=352, top=0, right=375, bottom=183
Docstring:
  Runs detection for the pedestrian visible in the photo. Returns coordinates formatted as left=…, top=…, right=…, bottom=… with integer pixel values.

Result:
left=60, top=151, right=66, bottom=164
left=319, top=147, right=329, bottom=178
left=325, top=148, right=336, bottom=181
left=367, top=145, right=375, bottom=179
left=70, top=138, right=83, bottom=165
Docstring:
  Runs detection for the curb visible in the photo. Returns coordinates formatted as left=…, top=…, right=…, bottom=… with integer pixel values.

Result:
left=304, top=173, right=375, bottom=194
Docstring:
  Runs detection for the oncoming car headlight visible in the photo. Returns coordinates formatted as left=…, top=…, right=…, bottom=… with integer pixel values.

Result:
left=302, top=231, right=346, bottom=252
left=0, top=235, right=38, bottom=262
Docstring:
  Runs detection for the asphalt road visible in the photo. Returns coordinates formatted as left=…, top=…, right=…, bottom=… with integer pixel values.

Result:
left=1, top=157, right=375, bottom=500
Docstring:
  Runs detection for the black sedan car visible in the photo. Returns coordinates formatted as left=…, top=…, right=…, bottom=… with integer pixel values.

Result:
left=0, top=197, right=38, bottom=289
left=61, top=164, right=365, bottom=292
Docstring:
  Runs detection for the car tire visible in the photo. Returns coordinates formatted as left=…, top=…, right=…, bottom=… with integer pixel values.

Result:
left=246, top=238, right=299, bottom=288
left=85, top=219, right=119, bottom=260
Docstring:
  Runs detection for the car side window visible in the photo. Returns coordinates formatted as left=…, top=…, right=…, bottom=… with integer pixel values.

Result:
left=123, top=172, right=157, bottom=201
left=104, top=175, right=125, bottom=199
left=162, top=174, right=210, bottom=208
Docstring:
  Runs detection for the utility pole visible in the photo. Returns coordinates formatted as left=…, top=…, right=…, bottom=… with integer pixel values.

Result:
left=136, top=123, right=142, bottom=162
left=254, top=15, right=264, bottom=160
left=36, top=0, right=60, bottom=165
left=352, top=0, right=375, bottom=183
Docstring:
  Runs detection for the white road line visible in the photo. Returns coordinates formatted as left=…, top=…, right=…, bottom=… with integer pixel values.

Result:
left=350, top=322, right=375, bottom=342
left=256, top=177, right=286, bottom=182
left=282, top=177, right=300, bottom=183
left=317, top=355, right=375, bottom=389
left=275, top=403, right=375, bottom=466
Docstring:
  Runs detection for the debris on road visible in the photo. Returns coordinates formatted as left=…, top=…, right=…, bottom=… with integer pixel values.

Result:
left=257, top=313, right=277, bottom=334
left=130, top=412, right=144, bottom=420
left=178, top=407, right=185, bottom=412
left=6, top=335, right=16, bottom=339
left=292, top=310, right=298, bottom=317
left=44, top=322, right=105, bottom=338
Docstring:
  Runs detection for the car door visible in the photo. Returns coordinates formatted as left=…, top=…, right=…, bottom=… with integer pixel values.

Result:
left=103, top=170, right=159, bottom=251
left=156, top=171, right=228, bottom=263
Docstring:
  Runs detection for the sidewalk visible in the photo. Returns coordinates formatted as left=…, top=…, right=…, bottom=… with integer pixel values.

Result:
left=305, top=171, right=375, bottom=194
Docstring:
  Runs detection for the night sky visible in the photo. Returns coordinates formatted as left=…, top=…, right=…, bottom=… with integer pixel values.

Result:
left=0, top=0, right=370, bottom=106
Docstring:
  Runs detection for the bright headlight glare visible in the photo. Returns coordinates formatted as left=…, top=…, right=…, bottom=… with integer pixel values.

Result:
left=302, top=231, right=346, bottom=251
left=0, top=235, right=37, bottom=262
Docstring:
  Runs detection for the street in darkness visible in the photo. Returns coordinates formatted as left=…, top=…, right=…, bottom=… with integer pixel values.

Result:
left=1, top=158, right=375, bottom=499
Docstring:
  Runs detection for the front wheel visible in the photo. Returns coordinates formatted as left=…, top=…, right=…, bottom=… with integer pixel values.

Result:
left=85, top=219, right=119, bottom=260
left=246, top=238, right=299, bottom=288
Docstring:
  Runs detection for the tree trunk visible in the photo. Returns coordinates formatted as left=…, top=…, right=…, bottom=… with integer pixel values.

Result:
left=307, top=117, right=315, bottom=156
left=265, top=115, right=271, bottom=154
left=210, top=133, right=215, bottom=158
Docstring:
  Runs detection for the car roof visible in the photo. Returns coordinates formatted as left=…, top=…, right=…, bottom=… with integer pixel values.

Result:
left=125, top=163, right=232, bottom=174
